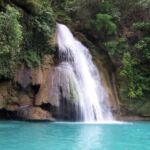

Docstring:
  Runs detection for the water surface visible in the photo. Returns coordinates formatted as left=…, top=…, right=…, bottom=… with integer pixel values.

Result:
left=0, top=121, right=149, bottom=150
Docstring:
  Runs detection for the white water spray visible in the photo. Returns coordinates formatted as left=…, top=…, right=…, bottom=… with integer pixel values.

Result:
left=56, top=23, right=113, bottom=122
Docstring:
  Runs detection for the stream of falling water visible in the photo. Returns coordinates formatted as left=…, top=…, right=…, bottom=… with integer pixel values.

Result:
left=56, top=23, right=113, bottom=122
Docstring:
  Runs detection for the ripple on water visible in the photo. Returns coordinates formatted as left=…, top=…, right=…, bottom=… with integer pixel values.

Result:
left=0, top=121, right=149, bottom=150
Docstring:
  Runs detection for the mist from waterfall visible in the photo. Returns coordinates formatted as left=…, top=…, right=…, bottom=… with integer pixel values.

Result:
left=56, top=23, right=113, bottom=122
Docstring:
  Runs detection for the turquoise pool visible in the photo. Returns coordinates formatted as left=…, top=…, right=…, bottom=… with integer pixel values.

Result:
left=0, top=121, right=149, bottom=150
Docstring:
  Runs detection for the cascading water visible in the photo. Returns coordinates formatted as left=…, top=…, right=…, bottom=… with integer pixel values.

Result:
left=56, top=23, right=113, bottom=122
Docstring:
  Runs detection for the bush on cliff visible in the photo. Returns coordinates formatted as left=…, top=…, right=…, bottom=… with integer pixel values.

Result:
left=0, top=5, right=23, bottom=78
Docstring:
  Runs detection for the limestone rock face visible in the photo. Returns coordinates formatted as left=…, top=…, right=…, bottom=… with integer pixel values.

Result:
left=31, top=67, right=44, bottom=86
left=0, top=83, right=9, bottom=109
left=3, top=54, right=59, bottom=120
left=0, top=81, right=33, bottom=111
left=35, top=83, right=50, bottom=106
left=0, top=94, right=5, bottom=109
left=17, top=106, right=54, bottom=121
left=19, top=94, right=32, bottom=106
left=15, top=54, right=74, bottom=111
left=15, top=64, right=31, bottom=89
left=14, top=55, right=58, bottom=108
left=34, top=65, right=55, bottom=106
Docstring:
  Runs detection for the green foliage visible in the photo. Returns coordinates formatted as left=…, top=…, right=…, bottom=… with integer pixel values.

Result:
left=0, top=54, right=11, bottom=78
left=0, top=5, right=22, bottom=55
left=110, top=35, right=150, bottom=100
left=98, top=1, right=121, bottom=21
left=10, top=0, right=42, bottom=15
left=22, top=51, right=41, bottom=68
left=120, top=52, right=137, bottom=79
left=133, top=22, right=150, bottom=33
left=98, top=1, right=150, bottom=101
left=105, top=38, right=127, bottom=55
left=24, top=4, right=55, bottom=54
left=105, top=41, right=118, bottom=55
left=60, top=0, right=77, bottom=9
left=0, top=5, right=23, bottom=78
left=0, top=0, right=55, bottom=79
left=56, top=0, right=101, bottom=19
left=120, top=52, right=143, bottom=98
left=55, top=10, right=72, bottom=23
left=135, top=37, right=150, bottom=60
left=120, top=51, right=150, bottom=98
left=95, top=13, right=117, bottom=35
left=112, top=0, right=150, bottom=25
left=99, top=1, right=112, bottom=13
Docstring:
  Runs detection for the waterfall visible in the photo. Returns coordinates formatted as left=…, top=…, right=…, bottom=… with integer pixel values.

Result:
left=56, top=23, right=113, bottom=122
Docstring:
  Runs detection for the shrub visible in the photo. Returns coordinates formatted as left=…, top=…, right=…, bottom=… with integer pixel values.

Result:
left=105, top=38, right=127, bottom=55
left=0, top=54, right=11, bottom=78
left=135, top=37, right=150, bottom=60
left=95, top=13, right=117, bottom=35
left=98, top=1, right=121, bottom=21
left=133, top=22, right=150, bottom=33
left=0, top=5, right=23, bottom=78
left=120, top=52, right=140, bottom=98
left=105, top=41, right=118, bottom=55
left=22, top=51, right=41, bottom=68
left=24, top=5, right=55, bottom=54
left=0, top=5, right=23, bottom=55
left=120, top=52, right=150, bottom=98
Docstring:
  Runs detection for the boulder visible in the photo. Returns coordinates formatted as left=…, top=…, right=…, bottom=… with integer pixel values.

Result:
left=17, top=106, right=54, bottom=121
left=19, top=94, right=32, bottom=106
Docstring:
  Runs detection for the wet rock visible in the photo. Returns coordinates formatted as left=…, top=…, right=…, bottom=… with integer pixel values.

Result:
left=0, top=83, right=9, bottom=109
left=5, top=104, right=19, bottom=111
left=17, top=106, right=54, bottom=121
left=0, top=94, right=5, bottom=109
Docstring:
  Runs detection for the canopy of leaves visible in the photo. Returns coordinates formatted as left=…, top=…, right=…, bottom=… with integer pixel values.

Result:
left=0, top=5, right=22, bottom=55
left=0, top=5, right=23, bottom=78
left=95, top=13, right=117, bottom=35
